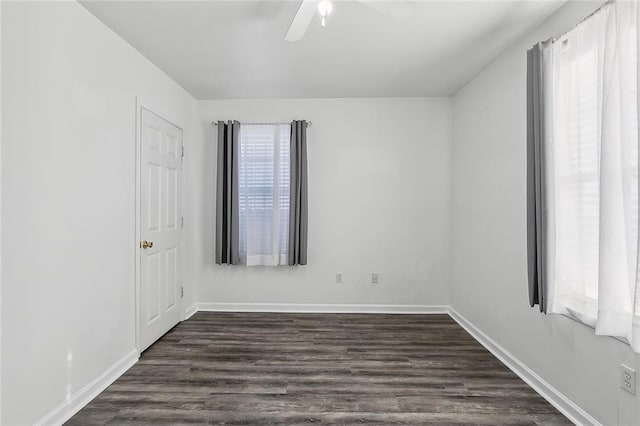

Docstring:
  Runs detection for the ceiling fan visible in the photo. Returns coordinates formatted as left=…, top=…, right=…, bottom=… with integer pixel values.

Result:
left=285, top=0, right=415, bottom=42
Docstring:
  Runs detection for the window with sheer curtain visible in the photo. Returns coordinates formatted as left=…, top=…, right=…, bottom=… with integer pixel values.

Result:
left=238, top=124, right=290, bottom=266
left=537, top=0, right=640, bottom=351
left=546, top=9, right=607, bottom=322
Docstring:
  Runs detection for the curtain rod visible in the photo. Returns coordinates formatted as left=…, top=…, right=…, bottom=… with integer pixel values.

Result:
left=211, top=121, right=312, bottom=127
left=552, top=0, right=611, bottom=42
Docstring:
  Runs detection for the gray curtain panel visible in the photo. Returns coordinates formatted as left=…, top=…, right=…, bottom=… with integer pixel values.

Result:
left=288, top=120, right=309, bottom=266
left=215, top=120, right=241, bottom=265
left=526, top=43, right=549, bottom=313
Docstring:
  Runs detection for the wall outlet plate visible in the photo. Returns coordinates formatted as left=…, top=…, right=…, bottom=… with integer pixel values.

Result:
left=335, top=272, right=343, bottom=284
left=371, top=272, right=379, bottom=284
left=621, top=364, right=636, bottom=395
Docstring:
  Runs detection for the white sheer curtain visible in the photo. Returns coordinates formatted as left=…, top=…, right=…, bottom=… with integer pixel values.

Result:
left=545, top=0, right=640, bottom=351
left=546, top=4, right=608, bottom=324
left=238, top=124, right=290, bottom=266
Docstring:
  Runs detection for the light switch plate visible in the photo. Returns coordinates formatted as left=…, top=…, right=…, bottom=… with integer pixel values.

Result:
left=336, top=272, right=343, bottom=284
left=371, top=272, right=379, bottom=284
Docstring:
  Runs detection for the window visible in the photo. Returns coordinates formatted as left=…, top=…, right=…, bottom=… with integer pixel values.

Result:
left=539, top=0, right=640, bottom=350
left=216, top=120, right=308, bottom=267
left=238, top=124, right=290, bottom=266
left=548, top=13, right=606, bottom=320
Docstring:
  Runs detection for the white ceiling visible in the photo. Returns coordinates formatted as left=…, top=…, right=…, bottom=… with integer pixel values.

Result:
left=81, top=0, right=564, bottom=99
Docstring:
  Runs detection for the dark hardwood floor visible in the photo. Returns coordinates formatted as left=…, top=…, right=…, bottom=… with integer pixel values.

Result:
left=66, top=312, right=571, bottom=425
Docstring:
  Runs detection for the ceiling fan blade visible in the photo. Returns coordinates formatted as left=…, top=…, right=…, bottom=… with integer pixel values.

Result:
left=285, top=0, right=318, bottom=42
left=358, top=0, right=415, bottom=20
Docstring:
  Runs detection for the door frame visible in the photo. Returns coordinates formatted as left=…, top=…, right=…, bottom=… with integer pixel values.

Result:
left=134, top=96, right=185, bottom=354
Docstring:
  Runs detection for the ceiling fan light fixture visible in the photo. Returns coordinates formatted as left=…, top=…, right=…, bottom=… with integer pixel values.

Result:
left=318, top=0, right=333, bottom=28
left=318, top=1, right=333, bottom=17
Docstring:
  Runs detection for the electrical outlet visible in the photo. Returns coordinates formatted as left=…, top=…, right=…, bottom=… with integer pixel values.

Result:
left=621, top=364, right=636, bottom=395
left=371, top=272, right=379, bottom=284
left=336, top=272, right=343, bottom=284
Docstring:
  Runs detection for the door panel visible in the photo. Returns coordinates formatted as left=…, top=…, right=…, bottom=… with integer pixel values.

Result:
left=166, top=247, right=178, bottom=310
left=166, top=166, right=178, bottom=229
left=140, top=107, right=183, bottom=351
left=147, top=163, right=161, bottom=232
left=145, top=251, right=161, bottom=323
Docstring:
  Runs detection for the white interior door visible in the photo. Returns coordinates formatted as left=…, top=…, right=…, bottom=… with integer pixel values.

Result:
left=140, top=107, right=183, bottom=351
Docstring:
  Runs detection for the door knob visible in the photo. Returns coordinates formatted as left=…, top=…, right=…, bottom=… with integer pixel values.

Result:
left=141, top=240, right=154, bottom=249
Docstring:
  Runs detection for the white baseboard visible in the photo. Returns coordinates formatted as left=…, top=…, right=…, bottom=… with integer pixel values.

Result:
left=197, top=302, right=449, bottom=314
left=183, top=303, right=198, bottom=320
left=36, top=349, right=139, bottom=426
left=447, top=307, right=599, bottom=426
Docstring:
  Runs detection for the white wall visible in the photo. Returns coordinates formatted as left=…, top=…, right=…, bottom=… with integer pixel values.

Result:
left=193, top=98, right=452, bottom=309
left=1, top=2, right=197, bottom=424
left=450, top=1, right=640, bottom=425
left=0, top=1, right=3, bottom=422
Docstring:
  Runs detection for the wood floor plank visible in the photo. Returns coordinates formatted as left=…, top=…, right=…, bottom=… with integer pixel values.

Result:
left=66, top=312, right=570, bottom=425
